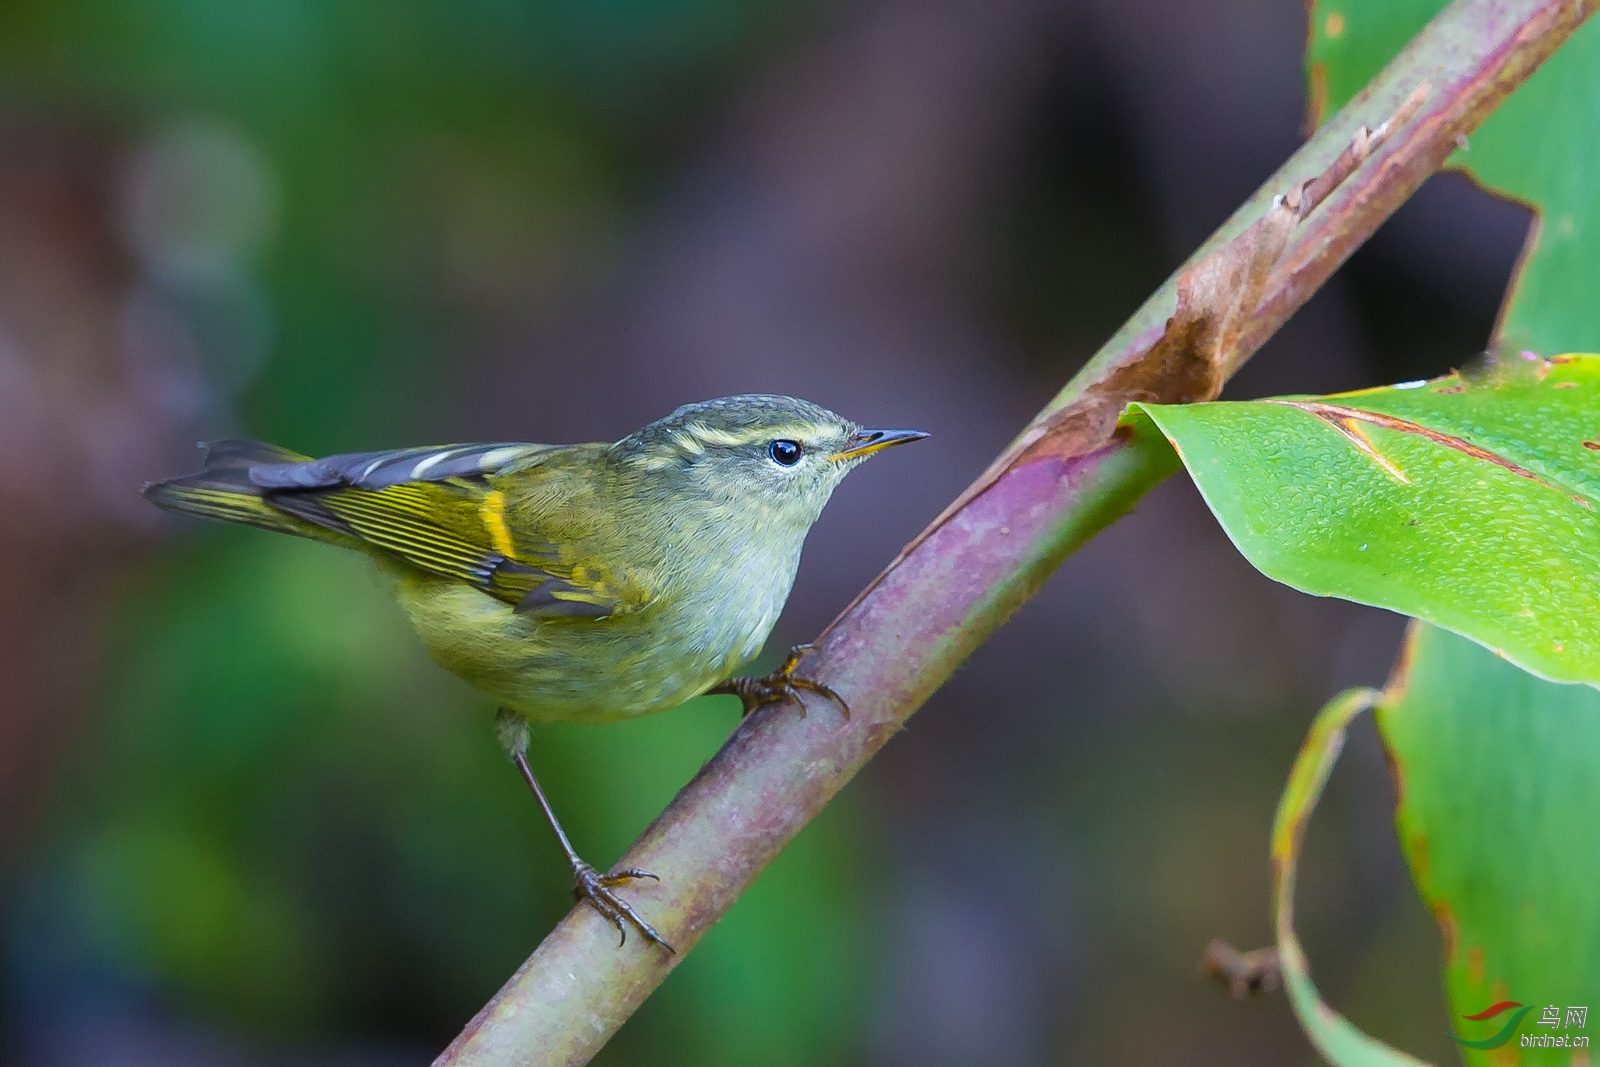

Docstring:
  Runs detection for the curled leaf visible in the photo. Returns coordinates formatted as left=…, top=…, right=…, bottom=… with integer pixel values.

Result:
left=1272, top=687, right=1432, bottom=1067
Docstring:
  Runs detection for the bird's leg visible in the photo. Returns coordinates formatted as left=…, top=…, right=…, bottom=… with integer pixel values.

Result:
left=499, top=713, right=673, bottom=952
left=707, top=643, right=848, bottom=719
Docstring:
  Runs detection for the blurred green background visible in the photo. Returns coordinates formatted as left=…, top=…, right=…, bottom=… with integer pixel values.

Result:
left=0, top=0, right=1537, bottom=1063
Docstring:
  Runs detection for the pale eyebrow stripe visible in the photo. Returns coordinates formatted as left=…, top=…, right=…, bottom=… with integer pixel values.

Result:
left=681, top=423, right=756, bottom=447
left=681, top=422, right=816, bottom=449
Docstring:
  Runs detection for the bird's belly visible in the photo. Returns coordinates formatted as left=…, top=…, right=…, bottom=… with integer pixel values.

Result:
left=391, top=565, right=791, bottom=724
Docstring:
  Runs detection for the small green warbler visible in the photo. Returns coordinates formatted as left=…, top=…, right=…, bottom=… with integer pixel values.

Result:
left=143, top=394, right=926, bottom=948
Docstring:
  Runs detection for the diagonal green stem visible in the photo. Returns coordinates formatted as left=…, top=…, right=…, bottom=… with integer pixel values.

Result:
left=436, top=1, right=1597, bottom=1063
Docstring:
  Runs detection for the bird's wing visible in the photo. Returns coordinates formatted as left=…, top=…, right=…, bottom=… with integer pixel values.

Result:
left=252, top=442, right=651, bottom=618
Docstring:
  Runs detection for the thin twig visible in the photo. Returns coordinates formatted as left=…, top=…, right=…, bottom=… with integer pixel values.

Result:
left=436, top=2, right=1598, bottom=1063
left=1202, top=939, right=1283, bottom=1000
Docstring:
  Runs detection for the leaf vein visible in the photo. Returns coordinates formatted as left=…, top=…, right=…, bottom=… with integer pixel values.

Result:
left=1269, top=400, right=1592, bottom=508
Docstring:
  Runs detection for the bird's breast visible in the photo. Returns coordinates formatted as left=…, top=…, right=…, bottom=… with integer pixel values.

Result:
left=391, top=529, right=806, bottom=724
left=669, top=534, right=802, bottom=668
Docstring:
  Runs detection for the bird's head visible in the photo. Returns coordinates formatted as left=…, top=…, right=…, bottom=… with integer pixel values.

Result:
left=614, top=394, right=927, bottom=529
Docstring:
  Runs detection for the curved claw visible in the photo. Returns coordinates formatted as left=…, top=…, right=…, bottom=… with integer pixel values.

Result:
left=573, top=862, right=675, bottom=952
left=784, top=673, right=847, bottom=717
left=710, top=643, right=851, bottom=719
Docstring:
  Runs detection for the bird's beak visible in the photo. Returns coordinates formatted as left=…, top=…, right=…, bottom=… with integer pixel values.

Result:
left=829, top=428, right=930, bottom=462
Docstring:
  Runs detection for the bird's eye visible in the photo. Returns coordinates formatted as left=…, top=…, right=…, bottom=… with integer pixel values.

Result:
left=768, top=439, right=802, bottom=466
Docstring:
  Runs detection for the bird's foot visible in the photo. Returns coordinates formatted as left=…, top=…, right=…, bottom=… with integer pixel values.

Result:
left=709, top=643, right=848, bottom=718
left=572, top=861, right=674, bottom=952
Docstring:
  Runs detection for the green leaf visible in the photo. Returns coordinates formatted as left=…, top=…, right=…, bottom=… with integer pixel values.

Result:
left=1124, top=353, right=1600, bottom=686
left=1272, top=687, right=1429, bottom=1067
left=1376, top=623, right=1600, bottom=1065
left=1306, top=0, right=1600, bottom=356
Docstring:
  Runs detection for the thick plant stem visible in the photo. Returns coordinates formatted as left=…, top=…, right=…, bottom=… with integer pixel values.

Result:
left=436, top=1, right=1597, bottom=1063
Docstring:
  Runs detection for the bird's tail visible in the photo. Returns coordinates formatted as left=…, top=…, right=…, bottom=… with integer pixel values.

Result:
left=142, top=440, right=333, bottom=541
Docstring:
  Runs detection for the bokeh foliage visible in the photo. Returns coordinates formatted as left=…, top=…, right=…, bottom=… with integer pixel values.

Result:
left=24, top=533, right=866, bottom=1062
left=0, top=1, right=869, bottom=1063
